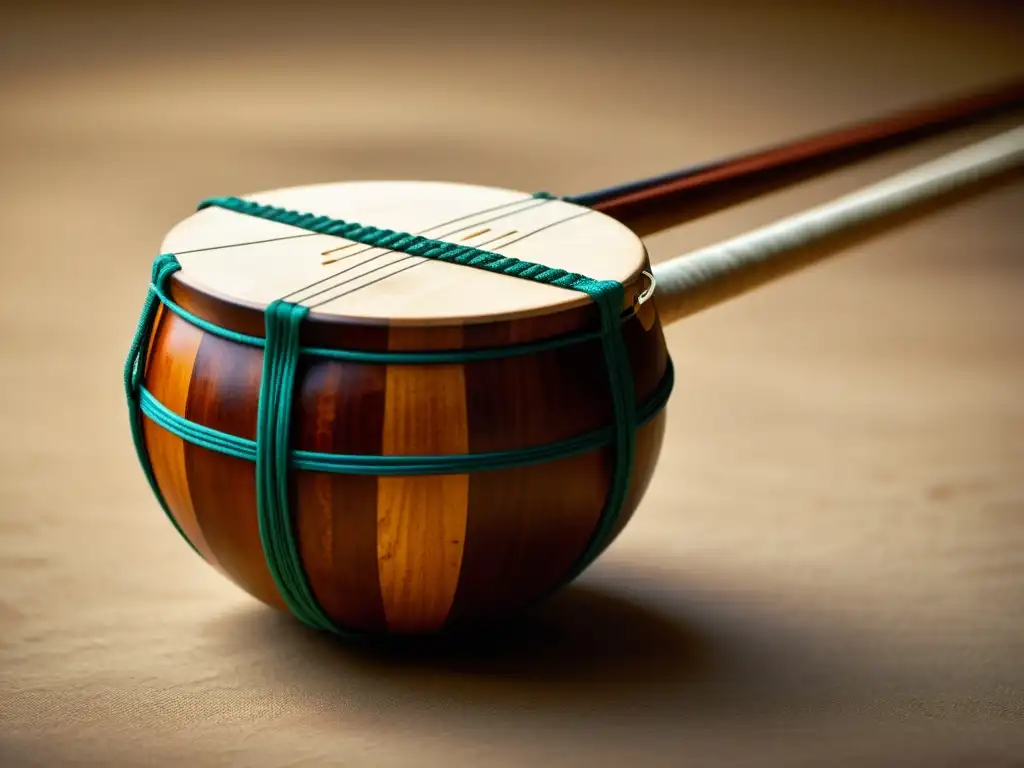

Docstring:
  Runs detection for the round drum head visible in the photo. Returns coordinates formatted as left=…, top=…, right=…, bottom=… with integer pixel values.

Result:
left=161, top=180, right=648, bottom=326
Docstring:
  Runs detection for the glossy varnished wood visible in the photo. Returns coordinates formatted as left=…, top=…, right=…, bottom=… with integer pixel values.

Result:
left=591, top=78, right=1024, bottom=237
left=183, top=333, right=287, bottom=611
left=450, top=325, right=612, bottom=622
left=378, top=326, right=469, bottom=633
left=292, top=357, right=388, bottom=633
left=141, top=306, right=220, bottom=566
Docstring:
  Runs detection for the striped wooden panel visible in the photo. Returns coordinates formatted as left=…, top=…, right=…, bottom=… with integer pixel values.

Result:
left=184, top=332, right=287, bottom=612
left=141, top=307, right=669, bottom=635
left=292, top=356, right=389, bottom=633
left=378, top=326, right=470, bottom=633
left=141, top=305, right=220, bottom=567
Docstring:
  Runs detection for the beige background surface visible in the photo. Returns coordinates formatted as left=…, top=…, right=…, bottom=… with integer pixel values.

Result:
left=1, top=2, right=1023, bottom=766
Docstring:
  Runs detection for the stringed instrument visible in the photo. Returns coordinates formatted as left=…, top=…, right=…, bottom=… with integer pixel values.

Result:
left=124, top=80, right=1024, bottom=638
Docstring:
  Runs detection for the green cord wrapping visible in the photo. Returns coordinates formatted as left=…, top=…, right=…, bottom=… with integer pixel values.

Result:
left=124, top=253, right=200, bottom=556
left=135, top=363, right=671, bottom=475
left=127, top=195, right=670, bottom=635
left=255, top=301, right=343, bottom=632
left=198, top=196, right=612, bottom=293
left=559, top=280, right=636, bottom=583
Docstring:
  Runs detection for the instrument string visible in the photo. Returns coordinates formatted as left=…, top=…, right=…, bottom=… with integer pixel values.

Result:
left=172, top=191, right=544, bottom=259
left=174, top=232, right=319, bottom=256
left=280, top=195, right=555, bottom=303
left=304, top=208, right=596, bottom=309
left=175, top=186, right=598, bottom=313
left=303, top=230, right=519, bottom=308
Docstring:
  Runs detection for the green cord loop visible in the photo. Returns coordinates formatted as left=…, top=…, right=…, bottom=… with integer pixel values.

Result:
left=134, top=361, right=671, bottom=474
left=123, top=253, right=200, bottom=556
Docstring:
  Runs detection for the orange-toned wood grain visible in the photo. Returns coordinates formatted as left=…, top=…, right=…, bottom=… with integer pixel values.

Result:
left=183, top=333, right=288, bottom=612
left=292, top=357, right=389, bottom=633
left=377, top=327, right=469, bottom=633
left=142, top=307, right=221, bottom=566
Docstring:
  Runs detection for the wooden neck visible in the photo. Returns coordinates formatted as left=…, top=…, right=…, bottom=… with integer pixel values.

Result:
left=582, top=78, right=1024, bottom=238
left=649, top=125, right=1024, bottom=327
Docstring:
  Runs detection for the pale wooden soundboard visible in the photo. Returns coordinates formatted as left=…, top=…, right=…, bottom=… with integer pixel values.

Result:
left=162, top=180, right=649, bottom=326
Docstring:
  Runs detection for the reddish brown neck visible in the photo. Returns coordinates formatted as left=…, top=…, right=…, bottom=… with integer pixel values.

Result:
left=582, top=78, right=1024, bottom=237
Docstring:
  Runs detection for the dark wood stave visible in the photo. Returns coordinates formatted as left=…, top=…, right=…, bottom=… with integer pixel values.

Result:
left=141, top=305, right=221, bottom=567
left=183, top=331, right=286, bottom=611
left=292, top=356, right=390, bottom=633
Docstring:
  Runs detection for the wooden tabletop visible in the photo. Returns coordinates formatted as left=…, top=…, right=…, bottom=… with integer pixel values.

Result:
left=1, top=2, right=1022, bottom=766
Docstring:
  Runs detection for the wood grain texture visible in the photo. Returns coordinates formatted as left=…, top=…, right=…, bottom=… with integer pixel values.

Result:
left=592, top=78, right=1024, bottom=237
left=182, top=333, right=287, bottom=611
left=292, top=358, right=388, bottom=633
left=141, top=307, right=220, bottom=566
left=377, top=327, right=470, bottom=633
left=448, top=311, right=670, bottom=623
left=449, top=329, right=611, bottom=621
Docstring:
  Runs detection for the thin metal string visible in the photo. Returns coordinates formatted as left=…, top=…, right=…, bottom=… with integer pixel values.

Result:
left=304, top=208, right=596, bottom=310
left=303, top=228, right=529, bottom=309
left=171, top=191, right=544, bottom=260
left=173, top=189, right=597, bottom=312
left=282, top=195, right=556, bottom=304
left=172, top=232, right=318, bottom=256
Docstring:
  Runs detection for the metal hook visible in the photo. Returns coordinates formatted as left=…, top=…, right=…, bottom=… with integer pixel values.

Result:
left=633, top=270, right=658, bottom=331
left=636, top=270, right=657, bottom=306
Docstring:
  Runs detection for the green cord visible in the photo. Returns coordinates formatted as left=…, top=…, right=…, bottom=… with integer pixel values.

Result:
left=124, top=253, right=201, bottom=556
left=127, top=196, right=672, bottom=634
left=128, top=253, right=669, bottom=476
left=561, top=280, right=637, bottom=583
left=255, top=300, right=340, bottom=632
left=135, top=362, right=671, bottom=474
left=198, top=196, right=614, bottom=293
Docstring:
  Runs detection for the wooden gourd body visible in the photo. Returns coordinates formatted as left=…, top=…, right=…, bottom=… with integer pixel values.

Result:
left=136, top=181, right=670, bottom=635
